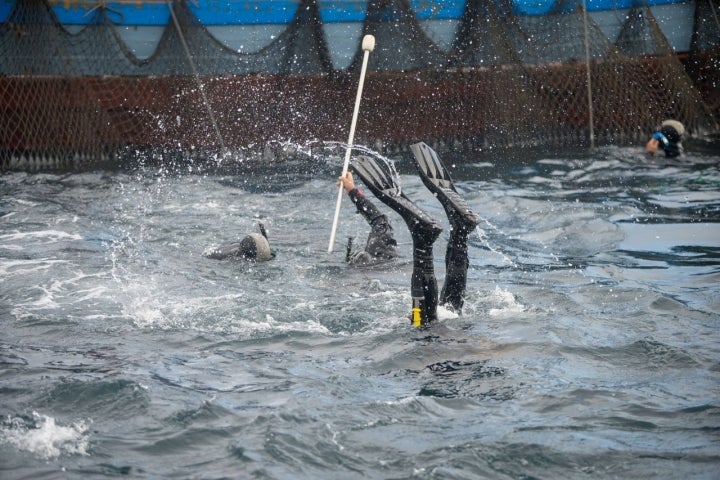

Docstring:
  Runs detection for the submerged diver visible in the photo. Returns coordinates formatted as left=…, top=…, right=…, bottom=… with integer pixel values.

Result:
left=206, top=223, right=274, bottom=261
left=337, top=171, right=399, bottom=265
left=645, top=119, right=685, bottom=158
left=338, top=142, right=479, bottom=327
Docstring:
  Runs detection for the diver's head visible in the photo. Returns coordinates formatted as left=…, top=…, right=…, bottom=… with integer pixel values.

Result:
left=239, top=232, right=272, bottom=261
left=659, top=119, right=684, bottom=144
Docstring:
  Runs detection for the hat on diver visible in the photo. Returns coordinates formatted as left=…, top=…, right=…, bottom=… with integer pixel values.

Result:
left=658, top=119, right=685, bottom=145
left=238, top=232, right=272, bottom=261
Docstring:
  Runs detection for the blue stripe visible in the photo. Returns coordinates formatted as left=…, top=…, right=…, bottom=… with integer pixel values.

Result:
left=0, top=0, right=692, bottom=25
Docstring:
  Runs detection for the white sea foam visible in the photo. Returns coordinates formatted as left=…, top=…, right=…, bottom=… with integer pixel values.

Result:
left=488, top=286, right=525, bottom=317
left=0, top=258, right=68, bottom=276
left=437, top=305, right=459, bottom=321
left=123, top=287, right=335, bottom=336
left=0, top=412, right=90, bottom=459
left=70, top=285, right=111, bottom=303
left=0, top=230, right=82, bottom=244
left=384, top=396, right=416, bottom=406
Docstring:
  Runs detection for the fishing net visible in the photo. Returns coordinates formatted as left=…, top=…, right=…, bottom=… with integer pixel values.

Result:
left=686, top=0, right=720, bottom=118
left=1, top=0, right=718, bottom=170
left=347, top=0, right=448, bottom=71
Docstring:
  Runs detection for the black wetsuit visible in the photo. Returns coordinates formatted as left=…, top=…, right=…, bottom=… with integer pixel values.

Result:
left=346, top=187, right=398, bottom=264
left=403, top=198, right=475, bottom=324
left=347, top=185, right=472, bottom=325
left=439, top=216, right=474, bottom=313
left=663, top=142, right=682, bottom=158
left=348, top=143, right=479, bottom=327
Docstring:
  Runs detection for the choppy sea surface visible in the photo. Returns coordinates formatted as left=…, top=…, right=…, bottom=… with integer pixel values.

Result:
left=1, top=145, right=719, bottom=479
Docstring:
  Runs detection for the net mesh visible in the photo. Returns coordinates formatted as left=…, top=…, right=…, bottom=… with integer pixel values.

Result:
left=1, top=0, right=718, bottom=170
left=686, top=0, right=720, bottom=117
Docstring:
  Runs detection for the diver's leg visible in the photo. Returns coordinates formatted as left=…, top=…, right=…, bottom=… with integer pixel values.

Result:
left=440, top=227, right=471, bottom=311
left=411, top=142, right=479, bottom=312
left=410, top=231, right=440, bottom=326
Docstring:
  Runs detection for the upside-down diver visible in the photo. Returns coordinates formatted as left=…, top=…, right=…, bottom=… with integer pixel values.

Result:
left=338, top=142, right=479, bottom=327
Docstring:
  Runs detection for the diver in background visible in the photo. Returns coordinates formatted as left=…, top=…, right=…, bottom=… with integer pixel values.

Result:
left=337, top=171, right=398, bottom=265
left=338, top=142, right=479, bottom=327
left=646, top=119, right=685, bottom=158
left=206, top=223, right=274, bottom=261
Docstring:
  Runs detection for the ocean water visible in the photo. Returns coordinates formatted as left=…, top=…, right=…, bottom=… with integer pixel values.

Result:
left=1, top=144, right=719, bottom=479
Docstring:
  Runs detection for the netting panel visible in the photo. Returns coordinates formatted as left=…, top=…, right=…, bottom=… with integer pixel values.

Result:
left=1, top=0, right=718, bottom=170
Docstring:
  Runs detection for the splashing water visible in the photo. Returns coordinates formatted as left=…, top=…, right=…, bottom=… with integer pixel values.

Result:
left=1, top=412, right=90, bottom=460
left=0, top=145, right=719, bottom=478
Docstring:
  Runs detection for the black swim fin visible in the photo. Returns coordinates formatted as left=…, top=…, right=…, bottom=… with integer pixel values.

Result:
left=410, top=142, right=479, bottom=230
left=350, top=155, right=441, bottom=241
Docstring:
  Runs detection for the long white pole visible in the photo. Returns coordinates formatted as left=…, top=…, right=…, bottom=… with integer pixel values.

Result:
left=328, top=34, right=376, bottom=253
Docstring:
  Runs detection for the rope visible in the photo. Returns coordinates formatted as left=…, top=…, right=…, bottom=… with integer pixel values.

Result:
left=166, top=0, right=225, bottom=152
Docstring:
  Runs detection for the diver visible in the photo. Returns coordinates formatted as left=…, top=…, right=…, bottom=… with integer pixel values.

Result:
left=338, top=142, right=479, bottom=327
left=337, top=170, right=399, bottom=265
left=645, top=119, right=685, bottom=158
left=206, top=223, right=274, bottom=261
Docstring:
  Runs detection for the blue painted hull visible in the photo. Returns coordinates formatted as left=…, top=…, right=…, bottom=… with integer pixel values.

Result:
left=0, top=0, right=691, bottom=25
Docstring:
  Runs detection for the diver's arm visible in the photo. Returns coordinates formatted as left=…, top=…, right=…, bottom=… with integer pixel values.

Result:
left=347, top=187, right=385, bottom=225
left=340, top=171, right=391, bottom=233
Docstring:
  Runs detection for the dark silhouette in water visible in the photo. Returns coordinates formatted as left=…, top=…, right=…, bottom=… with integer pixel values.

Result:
left=207, top=223, right=275, bottom=261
